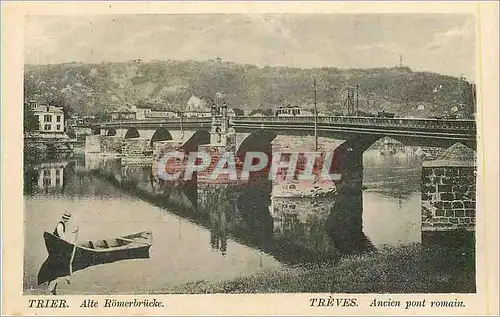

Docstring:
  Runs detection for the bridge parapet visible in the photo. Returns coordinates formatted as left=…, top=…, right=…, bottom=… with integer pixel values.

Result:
left=232, top=116, right=476, bottom=131
left=87, top=116, right=476, bottom=131
left=88, top=116, right=476, bottom=134
left=94, top=118, right=212, bottom=129
left=86, top=115, right=476, bottom=149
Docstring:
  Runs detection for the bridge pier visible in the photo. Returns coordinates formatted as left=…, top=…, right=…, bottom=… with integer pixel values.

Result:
left=151, top=140, right=188, bottom=191
left=325, top=136, right=380, bottom=254
left=196, top=142, right=239, bottom=212
left=421, top=142, right=476, bottom=247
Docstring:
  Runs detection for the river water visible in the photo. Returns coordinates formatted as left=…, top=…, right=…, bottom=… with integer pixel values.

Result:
left=23, top=143, right=424, bottom=294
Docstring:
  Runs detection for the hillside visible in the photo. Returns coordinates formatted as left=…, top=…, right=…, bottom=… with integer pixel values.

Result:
left=24, top=60, right=476, bottom=119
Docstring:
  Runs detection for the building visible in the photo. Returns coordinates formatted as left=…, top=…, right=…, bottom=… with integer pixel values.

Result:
left=136, top=102, right=180, bottom=120
left=146, top=102, right=179, bottom=119
left=274, top=105, right=313, bottom=117
left=111, top=105, right=137, bottom=121
left=28, top=100, right=38, bottom=111
left=146, top=110, right=179, bottom=119
left=32, top=103, right=65, bottom=133
left=68, top=115, right=96, bottom=126
left=184, top=95, right=211, bottom=117
left=135, top=105, right=152, bottom=120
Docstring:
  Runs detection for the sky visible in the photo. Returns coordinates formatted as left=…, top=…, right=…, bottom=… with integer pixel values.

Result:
left=25, top=14, right=476, bottom=80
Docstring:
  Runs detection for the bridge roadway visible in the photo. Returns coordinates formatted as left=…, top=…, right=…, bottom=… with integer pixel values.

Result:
left=91, top=116, right=476, bottom=146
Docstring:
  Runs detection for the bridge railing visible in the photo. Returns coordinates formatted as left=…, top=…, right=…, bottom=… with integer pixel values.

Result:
left=97, top=118, right=212, bottom=126
left=232, top=116, right=476, bottom=131
left=91, top=116, right=476, bottom=132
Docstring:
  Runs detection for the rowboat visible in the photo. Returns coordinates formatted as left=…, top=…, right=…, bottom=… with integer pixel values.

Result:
left=37, top=230, right=152, bottom=285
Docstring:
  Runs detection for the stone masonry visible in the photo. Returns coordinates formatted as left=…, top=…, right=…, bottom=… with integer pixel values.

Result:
left=421, top=142, right=476, bottom=245
left=85, top=135, right=124, bottom=154
left=121, top=138, right=151, bottom=165
left=85, top=135, right=101, bottom=153
left=151, top=140, right=187, bottom=191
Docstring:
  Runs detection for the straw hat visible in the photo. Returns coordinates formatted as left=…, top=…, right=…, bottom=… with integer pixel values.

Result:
left=62, top=212, right=71, bottom=220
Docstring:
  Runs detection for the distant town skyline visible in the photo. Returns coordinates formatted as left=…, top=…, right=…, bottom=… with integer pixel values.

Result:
left=25, top=14, right=476, bottom=80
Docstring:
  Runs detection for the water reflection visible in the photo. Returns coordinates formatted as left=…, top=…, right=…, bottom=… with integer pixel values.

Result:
left=24, top=161, right=68, bottom=195
left=271, top=182, right=337, bottom=256
left=24, top=143, right=424, bottom=293
left=362, top=145, right=422, bottom=246
left=210, top=207, right=228, bottom=255
left=24, top=155, right=282, bottom=294
left=363, top=147, right=422, bottom=199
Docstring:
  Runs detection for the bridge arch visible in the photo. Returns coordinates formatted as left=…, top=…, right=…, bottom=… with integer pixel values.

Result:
left=150, top=128, right=173, bottom=147
left=124, top=127, right=140, bottom=139
left=106, top=128, right=117, bottom=136
left=236, top=130, right=277, bottom=160
left=182, top=130, right=211, bottom=153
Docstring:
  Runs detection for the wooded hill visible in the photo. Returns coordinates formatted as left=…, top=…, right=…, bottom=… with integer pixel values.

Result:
left=24, top=60, right=476, bottom=119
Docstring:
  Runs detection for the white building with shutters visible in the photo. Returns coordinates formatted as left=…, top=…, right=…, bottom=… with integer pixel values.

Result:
left=32, top=103, right=65, bottom=133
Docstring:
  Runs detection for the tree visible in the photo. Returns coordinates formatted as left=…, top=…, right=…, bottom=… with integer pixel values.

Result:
left=232, top=108, right=244, bottom=116
left=94, top=107, right=111, bottom=122
left=24, top=102, right=39, bottom=133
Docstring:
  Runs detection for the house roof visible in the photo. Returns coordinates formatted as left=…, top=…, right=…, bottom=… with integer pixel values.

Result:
left=33, top=105, right=64, bottom=113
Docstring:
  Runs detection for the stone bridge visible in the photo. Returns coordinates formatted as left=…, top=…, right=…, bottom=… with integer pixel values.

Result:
left=83, top=115, right=477, bottom=252
left=86, top=115, right=476, bottom=160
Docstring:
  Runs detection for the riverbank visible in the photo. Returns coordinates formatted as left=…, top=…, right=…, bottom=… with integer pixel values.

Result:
left=24, top=133, right=75, bottom=161
left=162, top=243, right=475, bottom=294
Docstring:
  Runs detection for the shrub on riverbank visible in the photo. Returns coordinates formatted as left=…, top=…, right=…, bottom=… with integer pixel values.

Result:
left=165, top=243, right=475, bottom=294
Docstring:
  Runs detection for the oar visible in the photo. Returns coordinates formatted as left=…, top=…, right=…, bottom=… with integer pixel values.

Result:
left=69, top=226, right=80, bottom=276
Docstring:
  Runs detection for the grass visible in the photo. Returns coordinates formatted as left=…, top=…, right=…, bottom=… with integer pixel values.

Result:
left=157, top=243, right=476, bottom=294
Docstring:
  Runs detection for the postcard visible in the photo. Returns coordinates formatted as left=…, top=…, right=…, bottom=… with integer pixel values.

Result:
left=2, top=1, right=498, bottom=316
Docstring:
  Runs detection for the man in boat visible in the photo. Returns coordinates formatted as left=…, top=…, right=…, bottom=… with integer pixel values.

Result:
left=53, top=212, right=72, bottom=240
left=47, top=212, right=78, bottom=295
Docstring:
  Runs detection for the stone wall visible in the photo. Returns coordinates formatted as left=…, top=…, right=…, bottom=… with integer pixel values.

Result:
left=151, top=140, right=187, bottom=190
left=421, top=142, right=476, bottom=246
left=153, top=140, right=185, bottom=162
left=417, top=146, right=447, bottom=161
left=197, top=144, right=240, bottom=185
left=121, top=138, right=151, bottom=165
left=101, top=136, right=124, bottom=154
left=85, top=135, right=102, bottom=153
left=85, top=135, right=124, bottom=154
left=74, top=127, right=93, bottom=141
left=272, top=135, right=344, bottom=153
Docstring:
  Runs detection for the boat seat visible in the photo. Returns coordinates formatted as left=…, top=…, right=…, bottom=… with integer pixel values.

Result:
left=79, top=241, right=94, bottom=249
left=93, top=240, right=109, bottom=249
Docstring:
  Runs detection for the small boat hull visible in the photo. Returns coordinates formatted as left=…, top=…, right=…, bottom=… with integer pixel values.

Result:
left=38, top=231, right=152, bottom=285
